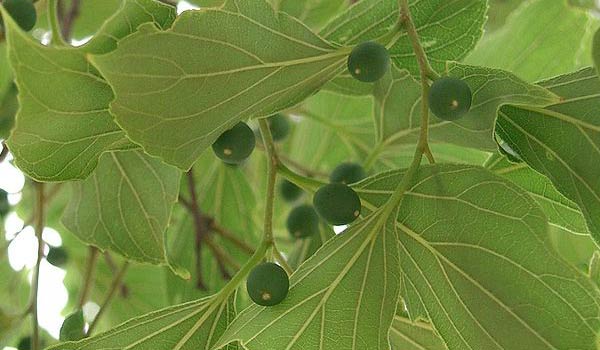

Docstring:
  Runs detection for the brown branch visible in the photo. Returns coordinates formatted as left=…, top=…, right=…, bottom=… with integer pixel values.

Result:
left=103, top=253, right=129, bottom=297
left=186, top=170, right=209, bottom=290
left=10, top=183, right=63, bottom=240
left=86, top=261, right=129, bottom=336
left=210, top=222, right=255, bottom=255
left=58, top=0, right=81, bottom=42
left=77, top=247, right=99, bottom=308
left=203, top=237, right=235, bottom=280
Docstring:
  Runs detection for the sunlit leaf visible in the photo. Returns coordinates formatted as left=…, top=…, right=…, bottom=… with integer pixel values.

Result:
left=497, top=67, right=600, bottom=244
left=357, top=165, right=600, bottom=350
left=62, top=150, right=183, bottom=273
left=91, top=0, right=348, bottom=170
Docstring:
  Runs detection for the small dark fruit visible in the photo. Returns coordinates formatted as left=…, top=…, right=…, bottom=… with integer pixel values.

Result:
left=330, top=162, right=366, bottom=184
left=212, top=122, right=256, bottom=164
left=428, top=77, right=472, bottom=120
left=286, top=204, right=319, bottom=239
left=47, top=247, right=68, bottom=267
left=247, top=262, right=289, bottom=306
left=267, top=114, right=291, bottom=142
left=280, top=179, right=302, bottom=202
left=347, top=41, right=390, bottom=83
left=313, top=183, right=361, bottom=225
left=0, top=0, right=37, bottom=32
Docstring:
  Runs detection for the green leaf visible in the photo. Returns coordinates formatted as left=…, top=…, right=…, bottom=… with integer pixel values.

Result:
left=593, top=27, right=600, bottom=75
left=356, top=165, right=600, bottom=350
left=166, top=155, right=260, bottom=303
left=90, top=0, right=348, bottom=170
left=389, top=316, right=446, bottom=350
left=321, top=0, right=487, bottom=77
left=290, top=90, right=376, bottom=170
left=61, top=150, right=183, bottom=273
left=2, top=0, right=176, bottom=181
left=497, top=67, right=600, bottom=244
left=271, top=0, right=348, bottom=30
left=466, top=0, right=598, bottom=82
left=215, top=211, right=401, bottom=350
left=59, top=310, right=85, bottom=341
left=0, top=84, right=17, bottom=139
left=47, top=296, right=237, bottom=350
left=373, top=64, right=558, bottom=152
left=485, top=154, right=589, bottom=236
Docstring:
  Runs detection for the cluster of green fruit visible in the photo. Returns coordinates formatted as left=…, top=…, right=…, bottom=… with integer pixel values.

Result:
left=211, top=114, right=290, bottom=165
left=221, top=42, right=472, bottom=307
left=348, top=41, right=473, bottom=120
left=246, top=163, right=366, bottom=307
left=0, top=0, right=37, bottom=33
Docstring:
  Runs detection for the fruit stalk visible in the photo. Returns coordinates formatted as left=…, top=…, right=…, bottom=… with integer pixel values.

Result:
left=47, top=0, right=65, bottom=46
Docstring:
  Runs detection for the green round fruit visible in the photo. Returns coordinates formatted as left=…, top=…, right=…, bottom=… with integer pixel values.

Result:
left=268, top=114, right=290, bottom=142
left=0, top=0, right=37, bottom=32
left=17, top=336, right=31, bottom=350
left=313, top=183, right=361, bottom=225
left=212, top=122, right=256, bottom=164
left=246, top=262, right=289, bottom=306
left=428, top=77, right=472, bottom=120
left=330, top=162, right=366, bottom=184
left=347, top=41, right=390, bottom=83
left=286, top=204, right=319, bottom=239
left=280, top=179, right=302, bottom=202
left=47, top=247, right=68, bottom=267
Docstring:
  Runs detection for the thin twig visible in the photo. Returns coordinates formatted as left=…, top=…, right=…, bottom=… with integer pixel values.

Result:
left=210, top=222, right=255, bottom=255
left=59, top=0, right=81, bottom=42
left=9, top=184, right=63, bottom=240
left=86, top=261, right=129, bottom=336
left=77, top=247, right=99, bottom=308
left=103, top=253, right=129, bottom=297
left=30, top=182, right=45, bottom=350
left=258, top=120, right=279, bottom=246
left=186, top=170, right=209, bottom=290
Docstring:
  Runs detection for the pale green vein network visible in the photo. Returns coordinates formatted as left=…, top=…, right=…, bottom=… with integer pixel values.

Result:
left=356, top=165, right=600, bottom=350
left=372, top=64, right=558, bottom=153
left=91, top=0, right=349, bottom=170
left=497, top=67, right=600, bottom=245
left=215, top=210, right=401, bottom=350
left=321, top=0, right=487, bottom=77
left=2, top=0, right=176, bottom=181
left=62, top=150, right=182, bottom=272
left=47, top=296, right=237, bottom=350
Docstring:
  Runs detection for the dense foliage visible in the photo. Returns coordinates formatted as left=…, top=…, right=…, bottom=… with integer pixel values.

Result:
left=1, top=0, right=600, bottom=349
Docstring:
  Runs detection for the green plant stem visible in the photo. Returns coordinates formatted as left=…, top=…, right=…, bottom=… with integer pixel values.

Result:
left=258, top=119, right=280, bottom=245
left=272, top=245, right=293, bottom=275
left=399, top=0, right=435, bottom=164
left=397, top=0, right=439, bottom=81
left=380, top=0, right=439, bottom=213
left=277, top=163, right=326, bottom=193
left=87, top=261, right=129, bottom=336
left=77, top=247, right=99, bottom=308
left=48, top=0, right=65, bottom=46
left=29, top=182, right=44, bottom=350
